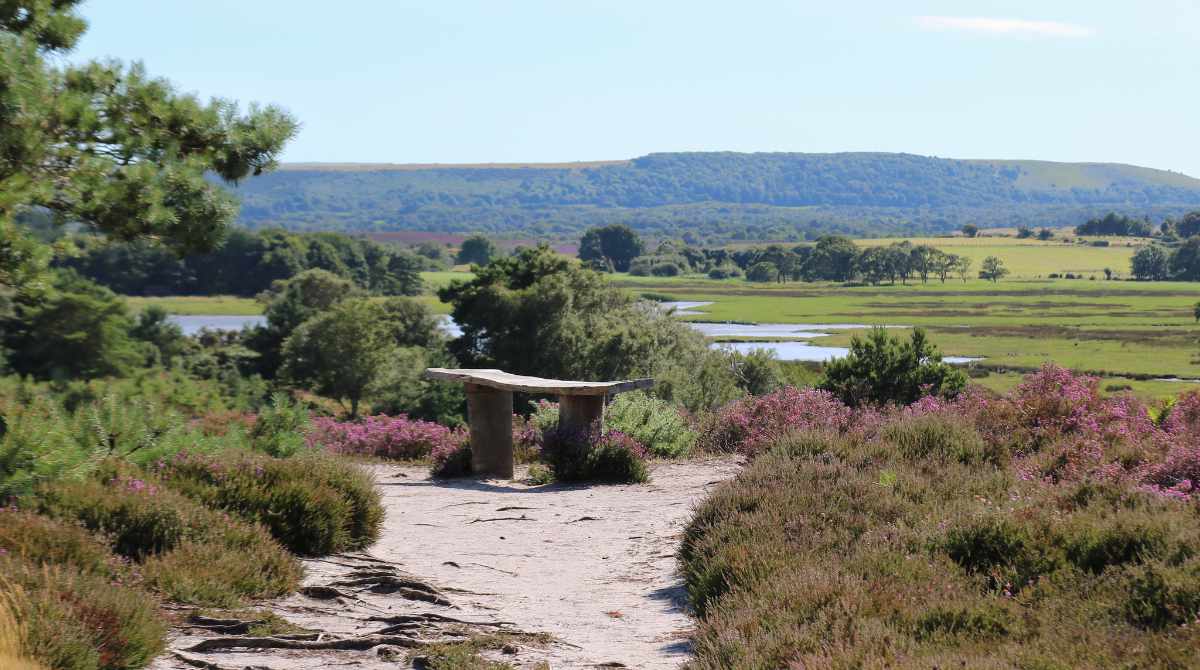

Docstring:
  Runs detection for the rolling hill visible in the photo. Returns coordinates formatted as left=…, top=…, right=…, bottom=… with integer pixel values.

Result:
left=231, top=152, right=1200, bottom=242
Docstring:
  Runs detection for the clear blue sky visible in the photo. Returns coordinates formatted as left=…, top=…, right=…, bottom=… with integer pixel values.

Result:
left=71, top=1, right=1200, bottom=175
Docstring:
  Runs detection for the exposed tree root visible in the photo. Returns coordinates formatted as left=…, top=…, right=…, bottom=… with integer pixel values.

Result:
left=183, top=634, right=431, bottom=653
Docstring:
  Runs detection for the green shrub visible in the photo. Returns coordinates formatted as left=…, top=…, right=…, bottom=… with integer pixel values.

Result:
left=540, top=426, right=649, bottom=484
left=882, top=413, right=1000, bottom=465
left=3, top=557, right=165, bottom=670
left=606, top=391, right=695, bottom=458
left=34, top=464, right=301, bottom=606
left=0, top=510, right=121, bottom=578
left=250, top=393, right=311, bottom=457
left=681, top=420, right=1200, bottom=668
left=159, top=451, right=383, bottom=555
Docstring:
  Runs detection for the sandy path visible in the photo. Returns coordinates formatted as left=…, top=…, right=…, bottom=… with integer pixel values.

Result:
left=154, top=458, right=739, bottom=670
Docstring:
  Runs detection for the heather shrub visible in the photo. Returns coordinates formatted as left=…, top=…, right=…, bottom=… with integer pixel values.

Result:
left=540, top=425, right=649, bottom=483
left=35, top=474, right=193, bottom=559
left=681, top=387, right=1200, bottom=669
left=157, top=451, right=383, bottom=555
left=431, top=440, right=473, bottom=478
left=606, top=391, right=695, bottom=457
left=3, top=558, right=165, bottom=670
left=882, top=413, right=999, bottom=465
left=33, top=466, right=301, bottom=605
left=697, top=386, right=852, bottom=455
left=309, top=414, right=463, bottom=460
left=0, top=510, right=122, bottom=578
left=142, top=535, right=301, bottom=608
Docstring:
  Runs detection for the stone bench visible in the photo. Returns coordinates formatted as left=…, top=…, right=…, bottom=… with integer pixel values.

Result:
left=423, top=368, right=654, bottom=478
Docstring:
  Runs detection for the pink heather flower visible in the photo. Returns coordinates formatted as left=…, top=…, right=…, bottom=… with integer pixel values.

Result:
left=307, top=414, right=466, bottom=460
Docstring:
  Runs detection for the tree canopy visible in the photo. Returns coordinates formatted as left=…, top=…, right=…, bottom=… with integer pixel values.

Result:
left=578, top=225, right=644, bottom=272
left=0, top=1, right=296, bottom=259
left=820, top=327, right=966, bottom=406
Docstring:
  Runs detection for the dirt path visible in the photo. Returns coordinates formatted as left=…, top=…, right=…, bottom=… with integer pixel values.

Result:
left=154, top=458, right=740, bottom=670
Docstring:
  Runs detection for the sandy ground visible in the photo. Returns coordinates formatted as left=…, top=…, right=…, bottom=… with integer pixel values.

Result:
left=153, top=458, right=740, bottom=670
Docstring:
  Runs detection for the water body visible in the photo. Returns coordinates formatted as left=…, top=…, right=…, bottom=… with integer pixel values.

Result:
left=171, top=306, right=981, bottom=364
left=168, top=314, right=265, bottom=335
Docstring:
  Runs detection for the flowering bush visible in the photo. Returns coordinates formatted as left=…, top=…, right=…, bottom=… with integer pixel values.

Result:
left=541, top=424, right=649, bottom=483
left=698, top=386, right=854, bottom=455
left=308, top=414, right=464, bottom=460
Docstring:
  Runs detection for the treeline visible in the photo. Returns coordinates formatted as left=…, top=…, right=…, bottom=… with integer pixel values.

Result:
left=56, top=229, right=427, bottom=297
left=1074, top=210, right=1200, bottom=239
left=1130, top=237, right=1200, bottom=281
left=578, top=224, right=1000, bottom=284
left=640, top=238, right=991, bottom=285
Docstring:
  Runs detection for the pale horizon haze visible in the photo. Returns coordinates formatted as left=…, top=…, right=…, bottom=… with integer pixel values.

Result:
left=70, top=1, right=1200, bottom=176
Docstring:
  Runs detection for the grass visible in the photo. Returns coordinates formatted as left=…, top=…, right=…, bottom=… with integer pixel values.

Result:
left=125, top=296, right=262, bottom=315
left=606, top=274, right=1200, bottom=392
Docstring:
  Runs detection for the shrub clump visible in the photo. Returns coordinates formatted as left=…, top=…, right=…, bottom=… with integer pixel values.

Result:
left=33, top=467, right=301, bottom=605
left=697, top=386, right=853, bottom=455
left=2, top=559, right=165, bottom=670
left=606, top=391, right=696, bottom=458
left=680, top=368, right=1200, bottom=669
left=309, top=414, right=464, bottom=460
left=156, top=451, right=383, bottom=555
left=540, top=425, right=649, bottom=484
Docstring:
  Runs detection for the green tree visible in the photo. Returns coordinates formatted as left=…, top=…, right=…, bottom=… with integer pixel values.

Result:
left=804, top=235, right=858, bottom=281
left=440, top=245, right=732, bottom=409
left=1169, top=237, right=1200, bottom=281
left=1177, top=212, right=1200, bottom=239
left=745, top=261, right=778, bottom=283
left=979, top=256, right=1009, bottom=282
left=3, top=272, right=141, bottom=379
left=377, top=297, right=444, bottom=349
left=953, top=255, right=973, bottom=282
left=1037, top=228, right=1055, bottom=241
left=0, top=1, right=296, bottom=259
left=1129, top=245, right=1167, bottom=280
left=578, top=224, right=645, bottom=273
left=130, top=304, right=189, bottom=367
left=456, top=235, right=497, bottom=266
left=280, top=299, right=397, bottom=417
left=819, top=327, right=966, bottom=406
left=961, top=224, right=979, bottom=238
left=246, top=269, right=359, bottom=376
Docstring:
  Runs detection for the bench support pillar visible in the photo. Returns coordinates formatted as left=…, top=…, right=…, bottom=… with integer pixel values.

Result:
left=465, top=383, right=514, bottom=479
left=558, top=394, right=605, bottom=433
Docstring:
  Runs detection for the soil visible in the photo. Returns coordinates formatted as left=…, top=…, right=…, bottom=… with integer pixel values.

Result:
left=151, top=458, right=740, bottom=670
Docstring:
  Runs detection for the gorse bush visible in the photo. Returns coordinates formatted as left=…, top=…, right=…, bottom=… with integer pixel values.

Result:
left=157, top=450, right=382, bottom=555
left=606, top=391, right=696, bottom=458
left=681, top=366, right=1200, bottom=669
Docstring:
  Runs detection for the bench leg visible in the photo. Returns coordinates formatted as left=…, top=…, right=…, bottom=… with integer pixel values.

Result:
left=466, top=384, right=514, bottom=478
left=558, top=395, right=605, bottom=434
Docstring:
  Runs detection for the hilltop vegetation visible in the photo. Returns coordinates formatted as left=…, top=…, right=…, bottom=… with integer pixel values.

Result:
left=230, top=153, right=1200, bottom=241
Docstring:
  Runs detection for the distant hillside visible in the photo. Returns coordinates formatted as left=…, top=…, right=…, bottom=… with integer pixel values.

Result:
left=231, top=153, right=1200, bottom=242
